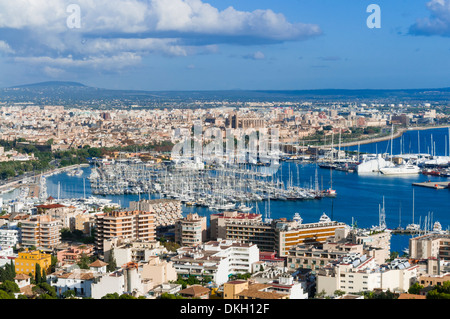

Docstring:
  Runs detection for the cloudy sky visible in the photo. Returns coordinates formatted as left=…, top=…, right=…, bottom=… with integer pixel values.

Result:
left=0, top=0, right=449, bottom=90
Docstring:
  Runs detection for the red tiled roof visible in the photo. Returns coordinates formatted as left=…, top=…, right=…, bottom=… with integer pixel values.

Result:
left=36, top=204, right=66, bottom=209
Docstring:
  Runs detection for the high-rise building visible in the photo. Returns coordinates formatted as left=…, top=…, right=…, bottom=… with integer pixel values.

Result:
left=20, top=215, right=61, bottom=250
left=174, top=213, right=207, bottom=247
left=95, top=210, right=156, bottom=254
left=210, top=211, right=262, bottom=241
left=409, top=234, right=450, bottom=261
left=128, top=199, right=182, bottom=234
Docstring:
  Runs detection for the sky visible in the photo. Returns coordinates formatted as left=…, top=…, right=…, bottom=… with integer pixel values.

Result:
left=0, top=0, right=449, bottom=91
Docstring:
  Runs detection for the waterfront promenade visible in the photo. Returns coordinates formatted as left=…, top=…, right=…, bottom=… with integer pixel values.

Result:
left=317, top=125, right=450, bottom=149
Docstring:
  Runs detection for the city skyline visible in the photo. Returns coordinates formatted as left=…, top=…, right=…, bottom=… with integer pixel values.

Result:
left=0, top=0, right=449, bottom=91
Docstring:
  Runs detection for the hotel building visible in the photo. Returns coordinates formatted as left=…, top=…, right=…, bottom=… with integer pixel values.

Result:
left=225, top=214, right=346, bottom=257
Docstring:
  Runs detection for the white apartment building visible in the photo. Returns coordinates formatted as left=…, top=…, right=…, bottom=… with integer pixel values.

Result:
left=171, top=239, right=260, bottom=286
left=0, top=228, right=20, bottom=248
left=317, top=254, right=418, bottom=297
left=49, top=269, right=97, bottom=298
left=0, top=247, right=17, bottom=267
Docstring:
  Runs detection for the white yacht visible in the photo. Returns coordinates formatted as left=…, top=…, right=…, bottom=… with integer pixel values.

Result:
left=237, top=203, right=252, bottom=213
left=319, top=212, right=331, bottom=223
left=380, top=162, right=420, bottom=175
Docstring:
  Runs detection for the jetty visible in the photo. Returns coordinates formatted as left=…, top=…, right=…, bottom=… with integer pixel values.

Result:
left=412, top=181, right=450, bottom=189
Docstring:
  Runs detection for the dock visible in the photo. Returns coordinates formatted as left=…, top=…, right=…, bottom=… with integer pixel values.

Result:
left=412, top=181, right=450, bottom=189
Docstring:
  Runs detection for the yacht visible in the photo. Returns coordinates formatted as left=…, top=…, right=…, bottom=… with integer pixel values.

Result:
left=319, top=212, right=332, bottom=223
left=237, top=203, right=252, bottom=213
left=380, top=162, right=420, bottom=175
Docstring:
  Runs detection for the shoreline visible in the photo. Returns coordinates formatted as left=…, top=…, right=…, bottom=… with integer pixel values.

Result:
left=319, top=125, right=450, bottom=149
left=0, top=163, right=89, bottom=193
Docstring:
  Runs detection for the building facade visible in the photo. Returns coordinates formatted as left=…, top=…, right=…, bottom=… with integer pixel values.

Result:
left=225, top=215, right=346, bottom=257
left=94, top=210, right=156, bottom=254
left=174, top=213, right=207, bottom=247
left=409, top=234, right=450, bottom=261
left=20, top=215, right=61, bottom=250
left=14, top=249, right=52, bottom=275
left=171, top=239, right=260, bottom=286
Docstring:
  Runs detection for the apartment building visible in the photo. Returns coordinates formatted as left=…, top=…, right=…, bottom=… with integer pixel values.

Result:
left=36, top=203, right=76, bottom=229
left=20, top=215, right=61, bottom=250
left=71, top=213, right=96, bottom=235
left=409, top=234, right=450, bottom=261
left=95, top=210, right=156, bottom=254
left=287, top=242, right=364, bottom=273
left=347, top=228, right=391, bottom=265
left=105, top=238, right=167, bottom=266
left=139, top=256, right=178, bottom=290
left=56, top=244, right=95, bottom=265
left=171, top=239, right=259, bottom=286
left=209, top=211, right=262, bottom=241
left=0, top=228, right=20, bottom=248
left=174, top=213, right=207, bottom=247
left=14, top=249, right=52, bottom=275
left=316, top=254, right=419, bottom=297
left=0, top=247, right=17, bottom=267
left=129, top=199, right=182, bottom=233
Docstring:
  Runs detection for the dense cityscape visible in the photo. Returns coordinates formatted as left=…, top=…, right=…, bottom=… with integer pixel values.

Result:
left=0, top=82, right=449, bottom=304
left=1, top=0, right=449, bottom=314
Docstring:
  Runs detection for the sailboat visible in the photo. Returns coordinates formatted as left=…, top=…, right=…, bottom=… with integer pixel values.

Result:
left=322, top=167, right=337, bottom=197
left=405, top=189, right=420, bottom=232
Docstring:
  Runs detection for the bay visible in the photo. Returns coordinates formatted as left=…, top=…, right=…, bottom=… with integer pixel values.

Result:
left=45, top=127, right=450, bottom=255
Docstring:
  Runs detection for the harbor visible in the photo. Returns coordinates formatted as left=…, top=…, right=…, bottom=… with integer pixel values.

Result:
left=2, top=127, right=449, bottom=255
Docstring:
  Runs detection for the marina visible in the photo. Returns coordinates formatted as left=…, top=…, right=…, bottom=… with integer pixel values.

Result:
left=2, top=128, right=449, bottom=256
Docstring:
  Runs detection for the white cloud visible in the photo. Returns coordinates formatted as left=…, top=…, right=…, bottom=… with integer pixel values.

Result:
left=409, top=0, right=450, bottom=36
left=14, top=52, right=143, bottom=71
left=0, top=0, right=321, bottom=73
left=0, top=41, right=14, bottom=54
left=244, top=51, right=265, bottom=60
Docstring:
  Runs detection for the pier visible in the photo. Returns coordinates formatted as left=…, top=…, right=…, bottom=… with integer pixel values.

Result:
left=412, top=181, right=450, bottom=189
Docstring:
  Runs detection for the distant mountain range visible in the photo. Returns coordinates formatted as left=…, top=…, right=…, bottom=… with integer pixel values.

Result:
left=1, top=81, right=449, bottom=107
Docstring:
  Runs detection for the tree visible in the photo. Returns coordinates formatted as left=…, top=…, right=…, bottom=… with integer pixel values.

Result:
left=62, top=290, right=77, bottom=299
left=426, top=281, right=450, bottom=299
left=408, top=282, right=423, bottom=295
left=334, top=290, right=346, bottom=297
left=33, top=282, right=57, bottom=299
left=0, top=262, right=16, bottom=283
left=0, top=280, right=20, bottom=296
left=101, top=293, right=120, bottom=299
left=77, top=253, right=92, bottom=270
left=0, top=290, right=14, bottom=299
left=107, top=250, right=117, bottom=272
left=50, top=255, right=59, bottom=273
left=41, top=268, right=47, bottom=283
left=35, top=264, right=42, bottom=285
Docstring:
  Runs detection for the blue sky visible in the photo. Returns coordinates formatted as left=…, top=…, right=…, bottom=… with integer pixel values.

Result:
left=0, top=0, right=449, bottom=91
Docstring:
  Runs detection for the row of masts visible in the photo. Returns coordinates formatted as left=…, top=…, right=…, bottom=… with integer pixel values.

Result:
left=88, top=162, right=327, bottom=210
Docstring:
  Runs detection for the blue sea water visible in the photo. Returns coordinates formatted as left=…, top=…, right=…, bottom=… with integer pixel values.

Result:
left=45, top=127, right=450, bottom=255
